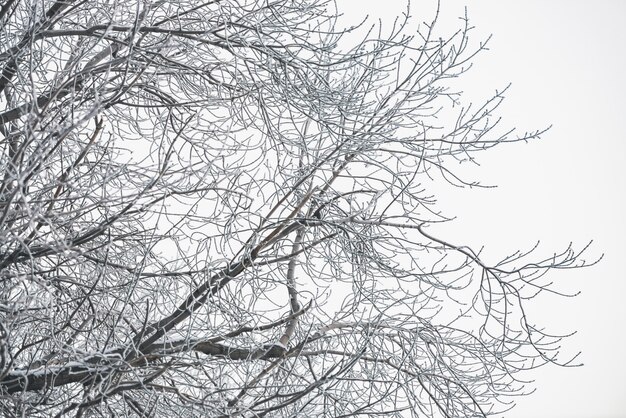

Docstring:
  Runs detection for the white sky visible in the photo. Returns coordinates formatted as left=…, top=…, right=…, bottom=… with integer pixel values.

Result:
left=342, top=1, right=626, bottom=417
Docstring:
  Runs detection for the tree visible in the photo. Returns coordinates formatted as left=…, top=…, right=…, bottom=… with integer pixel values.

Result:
left=0, top=0, right=593, bottom=416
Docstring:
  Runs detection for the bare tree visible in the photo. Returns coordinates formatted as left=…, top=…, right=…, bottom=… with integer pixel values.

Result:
left=0, top=0, right=594, bottom=416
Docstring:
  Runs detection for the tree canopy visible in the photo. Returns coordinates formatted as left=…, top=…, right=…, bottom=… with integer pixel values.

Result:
left=0, top=0, right=591, bottom=416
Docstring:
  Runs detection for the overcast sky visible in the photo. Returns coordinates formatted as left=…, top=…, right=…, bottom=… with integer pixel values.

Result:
left=343, top=1, right=626, bottom=417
